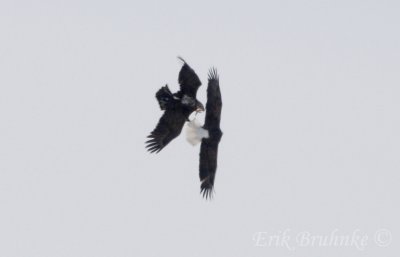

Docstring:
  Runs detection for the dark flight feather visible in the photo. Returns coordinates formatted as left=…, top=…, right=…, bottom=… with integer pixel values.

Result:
left=177, top=57, right=202, bottom=98
left=199, top=68, right=223, bottom=199
left=146, top=108, right=186, bottom=153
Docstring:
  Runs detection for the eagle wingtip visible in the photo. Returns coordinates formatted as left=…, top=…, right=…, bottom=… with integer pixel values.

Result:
left=200, top=187, right=214, bottom=200
left=145, top=137, right=163, bottom=154
left=177, top=56, right=187, bottom=64
left=200, top=178, right=215, bottom=200
left=208, top=67, right=219, bottom=81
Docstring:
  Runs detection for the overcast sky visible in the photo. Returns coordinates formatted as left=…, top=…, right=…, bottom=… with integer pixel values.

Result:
left=0, top=0, right=399, bottom=256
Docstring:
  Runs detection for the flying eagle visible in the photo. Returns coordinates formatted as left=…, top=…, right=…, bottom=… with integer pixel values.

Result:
left=146, top=57, right=204, bottom=153
left=186, top=68, right=223, bottom=199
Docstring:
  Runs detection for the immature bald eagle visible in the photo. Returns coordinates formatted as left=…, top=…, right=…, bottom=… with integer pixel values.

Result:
left=186, top=68, right=223, bottom=199
left=146, top=57, right=204, bottom=153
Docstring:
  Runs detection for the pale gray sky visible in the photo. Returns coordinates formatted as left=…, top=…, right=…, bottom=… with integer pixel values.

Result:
left=0, top=0, right=399, bottom=256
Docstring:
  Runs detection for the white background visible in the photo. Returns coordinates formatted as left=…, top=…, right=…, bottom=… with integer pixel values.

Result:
left=0, top=0, right=399, bottom=256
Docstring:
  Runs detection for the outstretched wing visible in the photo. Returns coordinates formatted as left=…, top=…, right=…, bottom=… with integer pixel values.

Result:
left=146, top=109, right=187, bottom=153
left=177, top=57, right=202, bottom=97
left=199, top=68, right=223, bottom=199
left=203, top=68, right=222, bottom=129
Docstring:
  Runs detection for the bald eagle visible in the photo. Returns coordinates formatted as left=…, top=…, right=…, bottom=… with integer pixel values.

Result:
left=186, top=68, right=223, bottom=199
left=146, top=57, right=204, bottom=153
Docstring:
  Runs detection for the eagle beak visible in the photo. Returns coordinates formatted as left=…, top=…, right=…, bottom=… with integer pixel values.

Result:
left=196, top=107, right=204, bottom=113
left=196, top=103, right=205, bottom=113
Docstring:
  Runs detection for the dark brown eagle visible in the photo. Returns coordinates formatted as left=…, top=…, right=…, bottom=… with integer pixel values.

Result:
left=186, top=68, right=223, bottom=199
left=198, top=68, right=223, bottom=199
left=146, top=57, right=204, bottom=153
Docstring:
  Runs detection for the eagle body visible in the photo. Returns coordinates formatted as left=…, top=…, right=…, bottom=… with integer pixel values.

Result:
left=146, top=58, right=204, bottom=153
left=199, top=68, right=223, bottom=199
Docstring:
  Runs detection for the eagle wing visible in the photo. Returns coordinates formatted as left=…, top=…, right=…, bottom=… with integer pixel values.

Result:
left=146, top=109, right=187, bottom=153
left=177, top=57, right=202, bottom=98
left=199, top=68, right=223, bottom=199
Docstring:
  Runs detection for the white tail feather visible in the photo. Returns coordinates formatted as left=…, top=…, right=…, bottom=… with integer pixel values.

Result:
left=186, top=119, right=209, bottom=146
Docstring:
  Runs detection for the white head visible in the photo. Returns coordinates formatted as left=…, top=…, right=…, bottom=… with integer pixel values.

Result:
left=185, top=119, right=209, bottom=146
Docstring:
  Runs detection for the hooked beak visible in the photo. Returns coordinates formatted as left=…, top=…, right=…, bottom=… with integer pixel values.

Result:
left=196, top=105, right=205, bottom=113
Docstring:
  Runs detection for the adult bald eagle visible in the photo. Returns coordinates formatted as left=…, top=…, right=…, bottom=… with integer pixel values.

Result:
left=186, top=68, right=223, bottom=199
left=146, top=57, right=204, bottom=153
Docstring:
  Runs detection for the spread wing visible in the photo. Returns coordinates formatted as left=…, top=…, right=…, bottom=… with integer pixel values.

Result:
left=146, top=109, right=187, bottom=153
left=203, top=68, right=222, bottom=129
left=177, top=57, right=202, bottom=98
left=199, top=68, right=223, bottom=199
